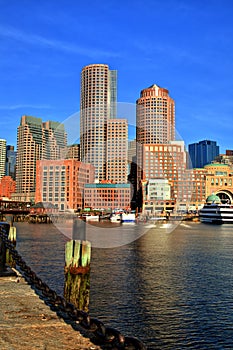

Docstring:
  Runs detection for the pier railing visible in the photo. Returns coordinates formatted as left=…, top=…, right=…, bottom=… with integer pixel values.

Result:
left=0, top=222, right=146, bottom=350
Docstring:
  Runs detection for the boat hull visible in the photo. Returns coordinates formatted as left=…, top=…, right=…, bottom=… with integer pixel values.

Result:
left=199, top=204, right=233, bottom=224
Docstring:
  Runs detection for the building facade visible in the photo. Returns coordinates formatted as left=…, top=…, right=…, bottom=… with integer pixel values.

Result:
left=136, top=84, right=175, bottom=188
left=0, top=176, right=16, bottom=199
left=5, top=145, right=16, bottom=180
left=35, top=159, right=95, bottom=211
left=0, top=139, right=6, bottom=180
left=188, top=140, right=219, bottom=168
left=215, top=150, right=233, bottom=167
left=16, top=116, right=67, bottom=201
left=65, top=144, right=80, bottom=160
left=204, top=163, right=233, bottom=202
left=84, top=183, right=131, bottom=211
left=106, top=119, right=128, bottom=183
left=80, top=64, right=117, bottom=182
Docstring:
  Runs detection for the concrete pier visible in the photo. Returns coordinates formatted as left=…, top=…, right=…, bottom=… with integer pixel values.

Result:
left=0, top=273, right=102, bottom=350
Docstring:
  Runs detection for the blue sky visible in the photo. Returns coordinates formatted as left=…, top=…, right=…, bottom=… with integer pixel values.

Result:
left=0, top=0, right=233, bottom=153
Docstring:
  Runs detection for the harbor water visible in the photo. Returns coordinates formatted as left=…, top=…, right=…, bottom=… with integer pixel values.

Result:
left=15, top=221, right=233, bottom=349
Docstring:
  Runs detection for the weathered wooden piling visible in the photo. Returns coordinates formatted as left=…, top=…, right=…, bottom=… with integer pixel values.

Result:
left=64, top=218, right=91, bottom=312
left=6, top=225, right=17, bottom=268
left=0, top=222, right=15, bottom=276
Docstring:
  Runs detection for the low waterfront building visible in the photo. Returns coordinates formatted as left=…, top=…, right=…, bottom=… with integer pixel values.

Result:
left=214, top=150, right=233, bottom=167
left=35, top=159, right=95, bottom=211
left=84, top=182, right=131, bottom=211
left=142, top=178, right=173, bottom=215
left=204, top=163, right=233, bottom=202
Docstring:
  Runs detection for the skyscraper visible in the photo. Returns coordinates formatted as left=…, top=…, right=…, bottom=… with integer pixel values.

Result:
left=5, top=145, right=16, bottom=180
left=80, top=64, right=117, bottom=182
left=188, top=140, right=220, bottom=168
left=136, top=84, right=175, bottom=186
left=16, top=115, right=67, bottom=201
left=0, top=139, right=6, bottom=180
left=106, top=119, right=128, bottom=183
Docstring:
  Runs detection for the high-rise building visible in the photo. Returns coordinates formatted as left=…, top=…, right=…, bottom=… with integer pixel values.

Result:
left=5, top=145, right=16, bottom=180
left=106, top=119, right=128, bottom=183
left=0, top=139, right=6, bottom=180
left=136, top=84, right=175, bottom=187
left=16, top=115, right=67, bottom=201
left=64, top=144, right=80, bottom=160
left=188, top=140, right=219, bottom=168
left=80, top=64, right=117, bottom=182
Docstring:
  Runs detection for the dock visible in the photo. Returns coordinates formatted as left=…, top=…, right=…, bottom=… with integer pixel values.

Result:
left=0, top=273, right=102, bottom=350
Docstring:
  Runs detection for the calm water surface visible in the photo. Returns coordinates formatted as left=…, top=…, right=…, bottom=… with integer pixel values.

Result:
left=15, top=221, right=233, bottom=349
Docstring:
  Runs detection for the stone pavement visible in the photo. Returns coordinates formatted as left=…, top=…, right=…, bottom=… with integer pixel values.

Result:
left=0, top=273, right=103, bottom=350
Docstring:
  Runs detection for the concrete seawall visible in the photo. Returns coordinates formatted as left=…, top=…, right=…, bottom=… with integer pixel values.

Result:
left=0, top=272, right=102, bottom=350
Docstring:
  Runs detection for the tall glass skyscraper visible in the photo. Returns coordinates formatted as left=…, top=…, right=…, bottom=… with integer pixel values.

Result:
left=188, top=140, right=220, bottom=168
left=5, top=145, right=16, bottom=180
left=80, top=64, right=117, bottom=182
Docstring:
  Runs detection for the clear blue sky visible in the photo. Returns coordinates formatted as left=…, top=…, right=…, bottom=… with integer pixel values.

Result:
left=0, top=0, right=233, bottom=153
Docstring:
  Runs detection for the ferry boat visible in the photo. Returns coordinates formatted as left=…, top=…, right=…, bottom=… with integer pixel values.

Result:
left=199, top=194, right=233, bottom=224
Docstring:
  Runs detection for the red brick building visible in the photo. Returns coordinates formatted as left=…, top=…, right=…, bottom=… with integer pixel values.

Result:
left=35, top=159, right=95, bottom=211
left=0, top=176, right=16, bottom=199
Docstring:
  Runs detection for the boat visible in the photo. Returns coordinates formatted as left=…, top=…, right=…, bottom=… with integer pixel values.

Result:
left=199, top=194, right=233, bottom=224
left=110, top=213, right=121, bottom=223
left=85, top=215, right=99, bottom=222
left=121, top=212, right=136, bottom=223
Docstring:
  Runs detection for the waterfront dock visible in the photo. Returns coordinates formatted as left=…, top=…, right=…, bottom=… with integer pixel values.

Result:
left=0, top=273, right=102, bottom=350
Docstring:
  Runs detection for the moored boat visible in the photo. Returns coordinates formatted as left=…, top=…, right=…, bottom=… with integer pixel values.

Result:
left=199, top=194, right=233, bottom=224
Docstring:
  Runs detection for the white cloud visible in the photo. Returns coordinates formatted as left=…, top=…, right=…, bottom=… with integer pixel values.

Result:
left=0, top=104, right=52, bottom=110
left=0, top=24, right=120, bottom=58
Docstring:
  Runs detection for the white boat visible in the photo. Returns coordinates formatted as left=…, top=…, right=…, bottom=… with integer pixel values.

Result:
left=199, top=194, right=233, bottom=224
left=121, top=213, right=136, bottom=223
left=85, top=215, right=99, bottom=222
left=110, top=214, right=121, bottom=223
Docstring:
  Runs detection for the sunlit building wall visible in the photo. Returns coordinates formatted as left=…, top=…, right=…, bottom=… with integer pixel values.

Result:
left=80, top=64, right=117, bottom=182
left=35, top=159, right=95, bottom=211
left=16, top=116, right=67, bottom=201
left=136, top=84, right=175, bottom=187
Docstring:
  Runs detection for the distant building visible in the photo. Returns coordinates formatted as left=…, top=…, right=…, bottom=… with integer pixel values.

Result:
left=187, top=168, right=207, bottom=210
left=214, top=150, right=233, bottom=167
left=142, top=178, right=172, bottom=215
left=128, top=139, right=136, bottom=164
left=0, top=139, right=6, bottom=180
left=188, top=140, right=219, bottom=168
left=80, top=64, right=117, bottom=182
left=136, top=84, right=175, bottom=188
left=106, top=119, right=128, bottom=183
left=84, top=183, right=131, bottom=211
left=64, top=144, right=80, bottom=160
left=5, top=145, right=16, bottom=180
left=141, top=141, right=188, bottom=197
left=204, top=163, right=233, bottom=203
left=16, top=116, right=67, bottom=202
left=35, top=159, right=95, bottom=211
left=0, top=176, right=16, bottom=199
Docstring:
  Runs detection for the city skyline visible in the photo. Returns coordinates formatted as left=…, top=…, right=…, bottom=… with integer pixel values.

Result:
left=0, top=1, right=233, bottom=153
